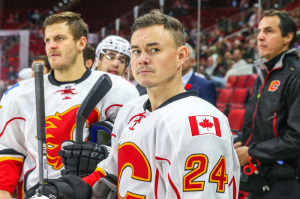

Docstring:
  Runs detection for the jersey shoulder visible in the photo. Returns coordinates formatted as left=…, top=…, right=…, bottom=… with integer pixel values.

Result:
left=91, top=71, right=139, bottom=96
left=2, top=78, right=35, bottom=100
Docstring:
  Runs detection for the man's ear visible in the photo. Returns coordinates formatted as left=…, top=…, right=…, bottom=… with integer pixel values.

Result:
left=177, top=46, right=188, bottom=69
left=284, top=32, right=294, bottom=46
left=85, top=59, right=93, bottom=69
left=78, top=36, right=87, bottom=52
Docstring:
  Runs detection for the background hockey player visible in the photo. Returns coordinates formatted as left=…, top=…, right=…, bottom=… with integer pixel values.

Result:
left=0, top=11, right=139, bottom=199
left=94, top=35, right=131, bottom=77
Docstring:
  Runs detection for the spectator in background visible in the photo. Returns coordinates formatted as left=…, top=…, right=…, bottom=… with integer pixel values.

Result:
left=243, top=38, right=257, bottom=63
left=247, top=3, right=264, bottom=29
left=6, top=66, right=17, bottom=81
left=31, top=9, right=41, bottom=25
left=171, top=0, right=189, bottom=16
left=182, top=43, right=216, bottom=106
left=213, top=55, right=227, bottom=77
left=223, top=48, right=252, bottom=82
left=83, top=44, right=95, bottom=69
left=235, top=10, right=300, bottom=198
left=232, top=48, right=247, bottom=69
left=31, top=55, right=51, bottom=76
left=94, top=35, right=130, bottom=76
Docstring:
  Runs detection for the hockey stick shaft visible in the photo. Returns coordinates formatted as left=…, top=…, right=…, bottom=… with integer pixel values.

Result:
left=75, top=73, right=112, bottom=144
left=34, top=63, right=48, bottom=189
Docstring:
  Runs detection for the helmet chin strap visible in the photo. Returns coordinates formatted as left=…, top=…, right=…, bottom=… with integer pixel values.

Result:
left=91, top=58, right=99, bottom=71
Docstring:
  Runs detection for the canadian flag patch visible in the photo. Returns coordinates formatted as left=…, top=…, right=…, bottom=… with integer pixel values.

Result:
left=188, top=115, right=221, bottom=137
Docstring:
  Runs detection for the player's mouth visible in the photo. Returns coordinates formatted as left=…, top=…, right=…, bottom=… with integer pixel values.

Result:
left=136, top=66, right=154, bottom=75
left=50, top=53, right=60, bottom=58
left=108, top=70, right=118, bottom=75
left=138, top=70, right=153, bottom=75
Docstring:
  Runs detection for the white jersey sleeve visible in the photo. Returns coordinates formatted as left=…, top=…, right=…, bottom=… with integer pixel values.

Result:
left=0, top=70, right=139, bottom=196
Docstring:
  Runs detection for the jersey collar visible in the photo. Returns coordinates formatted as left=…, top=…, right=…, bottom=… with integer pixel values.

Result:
left=143, top=91, right=198, bottom=112
left=48, top=68, right=91, bottom=86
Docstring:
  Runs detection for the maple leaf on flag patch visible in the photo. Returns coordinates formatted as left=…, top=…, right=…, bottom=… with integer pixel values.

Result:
left=199, top=118, right=214, bottom=130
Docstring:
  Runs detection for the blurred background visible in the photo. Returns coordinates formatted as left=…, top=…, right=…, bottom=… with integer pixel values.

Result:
left=0, top=0, right=299, bottom=97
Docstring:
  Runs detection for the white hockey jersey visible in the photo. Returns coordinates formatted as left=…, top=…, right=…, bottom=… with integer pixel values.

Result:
left=97, top=91, right=240, bottom=199
left=0, top=70, right=139, bottom=197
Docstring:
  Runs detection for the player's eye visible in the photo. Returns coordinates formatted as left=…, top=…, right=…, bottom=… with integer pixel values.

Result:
left=150, top=48, right=159, bottom=53
left=132, top=50, right=140, bottom=54
left=105, top=55, right=114, bottom=60
left=117, top=59, right=125, bottom=64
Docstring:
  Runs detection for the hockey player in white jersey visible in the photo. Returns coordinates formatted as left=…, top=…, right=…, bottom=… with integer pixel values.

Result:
left=94, top=35, right=131, bottom=77
left=79, top=9, right=240, bottom=199
left=0, top=12, right=138, bottom=199
left=45, top=9, right=240, bottom=199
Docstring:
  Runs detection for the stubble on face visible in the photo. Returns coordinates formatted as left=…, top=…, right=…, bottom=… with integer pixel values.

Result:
left=45, top=22, right=79, bottom=72
left=50, top=42, right=78, bottom=72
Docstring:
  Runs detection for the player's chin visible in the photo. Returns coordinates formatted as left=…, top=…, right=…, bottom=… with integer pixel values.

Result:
left=138, top=80, right=155, bottom=88
left=51, top=64, right=68, bottom=71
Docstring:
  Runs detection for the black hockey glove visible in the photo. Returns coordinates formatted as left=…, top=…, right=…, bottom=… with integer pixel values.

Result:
left=90, top=121, right=113, bottom=146
left=92, top=174, right=117, bottom=199
left=59, top=141, right=109, bottom=177
left=26, top=174, right=92, bottom=199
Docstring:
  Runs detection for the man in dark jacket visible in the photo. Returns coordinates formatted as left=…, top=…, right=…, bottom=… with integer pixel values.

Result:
left=234, top=10, right=300, bottom=199
left=182, top=43, right=217, bottom=106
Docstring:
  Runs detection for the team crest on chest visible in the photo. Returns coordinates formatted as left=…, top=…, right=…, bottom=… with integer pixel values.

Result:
left=55, top=85, right=78, bottom=100
left=268, top=80, right=280, bottom=92
left=127, top=112, right=146, bottom=130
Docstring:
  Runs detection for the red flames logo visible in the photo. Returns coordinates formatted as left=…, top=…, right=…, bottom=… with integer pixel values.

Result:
left=45, top=105, right=99, bottom=169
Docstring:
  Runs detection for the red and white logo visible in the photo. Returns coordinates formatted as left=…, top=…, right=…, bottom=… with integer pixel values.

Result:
left=127, top=112, right=146, bottom=131
left=188, top=115, right=221, bottom=137
left=268, top=80, right=280, bottom=92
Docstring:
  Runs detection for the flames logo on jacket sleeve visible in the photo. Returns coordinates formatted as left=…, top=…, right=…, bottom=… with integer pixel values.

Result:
left=45, top=105, right=99, bottom=169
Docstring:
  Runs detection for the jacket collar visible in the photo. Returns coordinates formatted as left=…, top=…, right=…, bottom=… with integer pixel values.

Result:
left=254, top=48, right=296, bottom=72
left=254, top=48, right=297, bottom=82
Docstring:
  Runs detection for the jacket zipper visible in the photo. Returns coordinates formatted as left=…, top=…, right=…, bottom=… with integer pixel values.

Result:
left=245, top=70, right=272, bottom=146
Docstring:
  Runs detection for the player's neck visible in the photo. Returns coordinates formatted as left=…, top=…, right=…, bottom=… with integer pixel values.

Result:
left=54, top=59, right=86, bottom=82
left=147, top=78, right=186, bottom=111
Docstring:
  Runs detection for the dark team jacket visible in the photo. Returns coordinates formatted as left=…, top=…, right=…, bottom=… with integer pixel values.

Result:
left=240, top=49, right=300, bottom=167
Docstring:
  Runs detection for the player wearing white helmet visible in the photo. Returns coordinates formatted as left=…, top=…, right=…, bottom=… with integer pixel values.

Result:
left=94, top=35, right=131, bottom=76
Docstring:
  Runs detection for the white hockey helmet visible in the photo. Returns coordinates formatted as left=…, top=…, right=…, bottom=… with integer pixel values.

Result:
left=95, top=35, right=131, bottom=66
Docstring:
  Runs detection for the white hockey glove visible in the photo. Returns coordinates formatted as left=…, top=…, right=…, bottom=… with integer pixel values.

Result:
left=59, top=141, right=110, bottom=177
left=92, top=174, right=117, bottom=199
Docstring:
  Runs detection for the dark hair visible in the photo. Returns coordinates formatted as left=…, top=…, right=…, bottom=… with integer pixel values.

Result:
left=132, top=9, right=185, bottom=48
left=44, top=11, right=88, bottom=41
left=83, top=44, right=95, bottom=63
left=264, top=10, right=297, bottom=48
left=33, top=55, right=51, bottom=71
